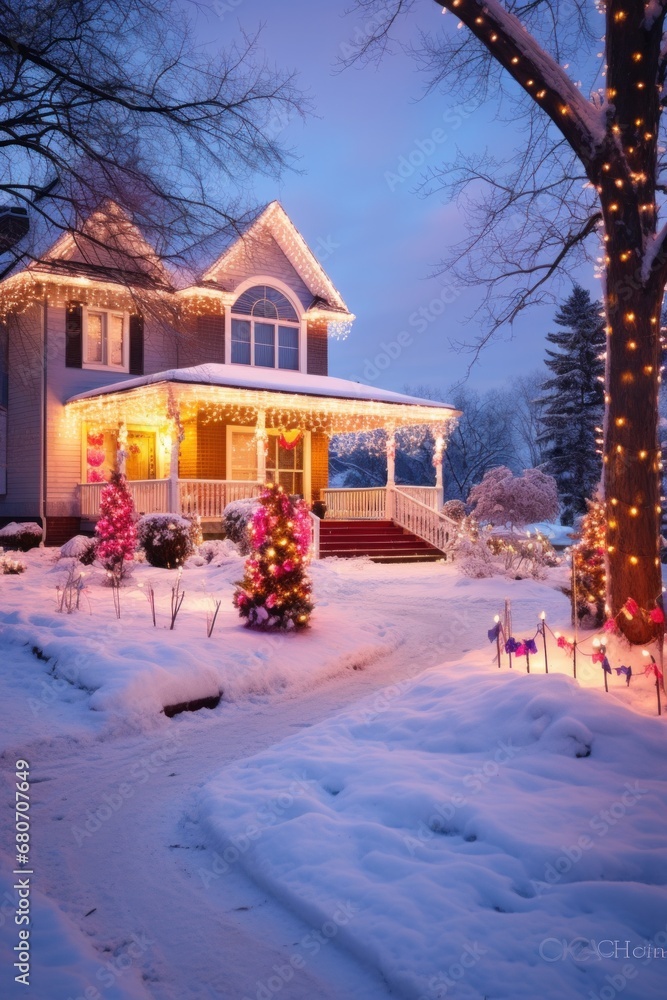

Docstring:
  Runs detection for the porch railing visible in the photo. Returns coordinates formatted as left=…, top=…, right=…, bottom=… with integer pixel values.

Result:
left=178, top=479, right=261, bottom=518
left=322, top=487, right=388, bottom=520
left=309, top=510, right=321, bottom=560
left=397, top=486, right=440, bottom=511
left=80, top=479, right=170, bottom=517
left=80, top=478, right=260, bottom=519
left=393, top=487, right=457, bottom=556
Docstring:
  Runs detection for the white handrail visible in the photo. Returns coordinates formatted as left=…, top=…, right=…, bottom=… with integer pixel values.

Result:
left=392, top=487, right=457, bottom=556
left=397, top=486, right=440, bottom=510
left=308, top=510, right=321, bottom=560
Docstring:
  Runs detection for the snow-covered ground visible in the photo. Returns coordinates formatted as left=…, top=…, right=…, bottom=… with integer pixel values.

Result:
left=0, top=549, right=665, bottom=999
left=200, top=664, right=666, bottom=1000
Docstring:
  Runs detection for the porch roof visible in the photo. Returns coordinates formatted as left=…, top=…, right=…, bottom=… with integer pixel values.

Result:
left=66, top=363, right=460, bottom=435
left=68, top=363, right=457, bottom=410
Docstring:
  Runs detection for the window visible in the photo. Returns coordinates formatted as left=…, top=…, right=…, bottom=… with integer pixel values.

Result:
left=83, top=309, right=128, bottom=370
left=266, top=433, right=304, bottom=496
left=230, top=285, right=300, bottom=370
left=228, top=427, right=306, bottom=496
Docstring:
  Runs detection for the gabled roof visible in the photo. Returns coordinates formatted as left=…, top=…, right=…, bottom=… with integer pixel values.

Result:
left=30, top=201, right=172, bottom=289
left=201, top=201, right=351, bottom=316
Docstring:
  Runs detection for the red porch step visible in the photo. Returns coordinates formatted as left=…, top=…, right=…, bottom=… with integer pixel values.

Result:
left=319, top=519, right=445, bottom=563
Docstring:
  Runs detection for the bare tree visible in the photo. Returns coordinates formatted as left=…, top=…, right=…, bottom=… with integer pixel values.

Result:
left=512, top=371, right=547, bottom=470
left=0, top=0, right=304, bottom=279
left=347, top=0, right=667, bottom=642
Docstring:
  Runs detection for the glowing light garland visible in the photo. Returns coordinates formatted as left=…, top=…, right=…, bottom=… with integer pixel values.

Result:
left=65, top=381, right=459, bottom=451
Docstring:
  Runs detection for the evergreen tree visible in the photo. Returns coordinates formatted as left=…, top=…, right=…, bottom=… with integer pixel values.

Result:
left=234, top=484, right=313, bottom=630
left=537, top=286, right=605, bottom=525
left=572, top=498, right=607, bottom=628
left=95, top=471, right=137, bottom=579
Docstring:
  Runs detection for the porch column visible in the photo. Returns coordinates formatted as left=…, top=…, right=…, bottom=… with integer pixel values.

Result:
left=386, top=425, right=396, bottom=519
left=433, top=433, right=445, bottom=506
left=256, top=409, right=268, bottom=485
left=169, top=413, right=181, bottom=513
left=116, top=422, right=128, bottom=476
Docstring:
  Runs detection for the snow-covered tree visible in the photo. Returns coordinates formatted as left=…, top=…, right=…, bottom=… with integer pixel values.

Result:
left=346, top=0, right=667, bottom=642
left=468, top=466, right=559, bottom=531
left=537, top=286, right=605, bottom=524
left=234, top=484, right=313, bottom=631
left=95, top=472, right=136, bottom=579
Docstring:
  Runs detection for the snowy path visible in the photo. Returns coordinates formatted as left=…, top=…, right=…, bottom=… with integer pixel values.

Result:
left=1, top=565, right=569, bottom=1000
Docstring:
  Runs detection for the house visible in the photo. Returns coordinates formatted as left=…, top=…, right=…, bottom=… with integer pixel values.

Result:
left=0, top=201, right=460, bottom=558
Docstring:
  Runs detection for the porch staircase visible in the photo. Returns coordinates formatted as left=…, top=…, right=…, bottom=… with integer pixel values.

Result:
left=318, top=519, right=445, bottom=563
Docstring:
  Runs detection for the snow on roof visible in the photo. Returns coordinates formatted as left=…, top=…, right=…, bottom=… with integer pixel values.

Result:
left=67, top=363, right=458, bottom=412
left=201, top=202, right=351, bottom=315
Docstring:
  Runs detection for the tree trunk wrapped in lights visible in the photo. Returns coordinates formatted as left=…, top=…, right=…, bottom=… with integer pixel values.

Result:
left=234, top=483, right=313, bottom=630
left=423, top=0, right=666, bottom=643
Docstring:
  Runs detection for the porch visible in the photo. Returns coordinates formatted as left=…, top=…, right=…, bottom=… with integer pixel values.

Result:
left=79, top=480, right=455, bottom=559
left=68, top=363, right=461, bottom=559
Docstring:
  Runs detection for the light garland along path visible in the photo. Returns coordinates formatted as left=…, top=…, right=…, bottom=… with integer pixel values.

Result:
left=0, top=562, right=571, bottom=1000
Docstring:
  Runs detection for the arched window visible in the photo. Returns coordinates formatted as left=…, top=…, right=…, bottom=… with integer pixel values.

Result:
left=230, top=285, right=300, bottom=370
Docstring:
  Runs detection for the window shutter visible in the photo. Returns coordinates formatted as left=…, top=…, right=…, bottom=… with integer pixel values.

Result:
left=129, top=314, right=144, bottom=375
left=65, top=302, right=83, bottom=368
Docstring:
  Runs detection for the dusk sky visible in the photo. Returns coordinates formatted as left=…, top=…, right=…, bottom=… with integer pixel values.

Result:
left=193, top=0, right=598, bottom=396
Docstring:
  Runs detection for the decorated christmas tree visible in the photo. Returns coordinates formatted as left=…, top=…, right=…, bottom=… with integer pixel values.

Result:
left=573, top=498, right=606, bottom=626
left=234, top=483, right=313, bottom=630
left=95, top=471, right=137, bottom=579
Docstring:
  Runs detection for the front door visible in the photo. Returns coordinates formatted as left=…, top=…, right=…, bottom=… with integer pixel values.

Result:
left=126, top=431, right=156, bottom=481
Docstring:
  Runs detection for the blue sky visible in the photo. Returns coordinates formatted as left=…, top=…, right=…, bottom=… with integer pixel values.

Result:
left=193, top=0, right=598, bottom=395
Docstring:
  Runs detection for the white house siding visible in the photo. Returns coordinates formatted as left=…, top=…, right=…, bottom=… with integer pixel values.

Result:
left=0, top=305, right=43, bottom=518
left=214, top=234, right=313, bottom=309
left=45, top=309, right=178, bottom=517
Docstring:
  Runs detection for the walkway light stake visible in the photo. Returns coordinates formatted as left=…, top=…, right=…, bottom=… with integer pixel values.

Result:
left=525, top=644, right=530, bottom=673
left=593, top=637, right=609, bottom=693
left=494, top=615, right=502, bottom=669
left=540, top=611, right=549, bottom=674
left=504, top=598, right=513, bottom=669
left=642, top=650, right=662, bottom=716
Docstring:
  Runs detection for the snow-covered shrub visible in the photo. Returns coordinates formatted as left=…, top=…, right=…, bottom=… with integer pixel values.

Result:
left=453, top=512, right=559, bottom=581
left=488, top=530, right=560, bottom=580
left=0, top=554, right=26, bottom=574
left=186, top=514, right=203, bottom=549
left=198, top=538, right=242, bottom=566
left=60, top=534, right=97, bottom=564
left=450, top=518, right=496, bottom=578
left=468, top=466, right=559, bottom=530
left=222, top=498, right=260, bottom=555
left=136, top=513, right=193, bottom=569
left=441, top=499, right=466, bottom=522
left=0, top=521, right=42, bottom=551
